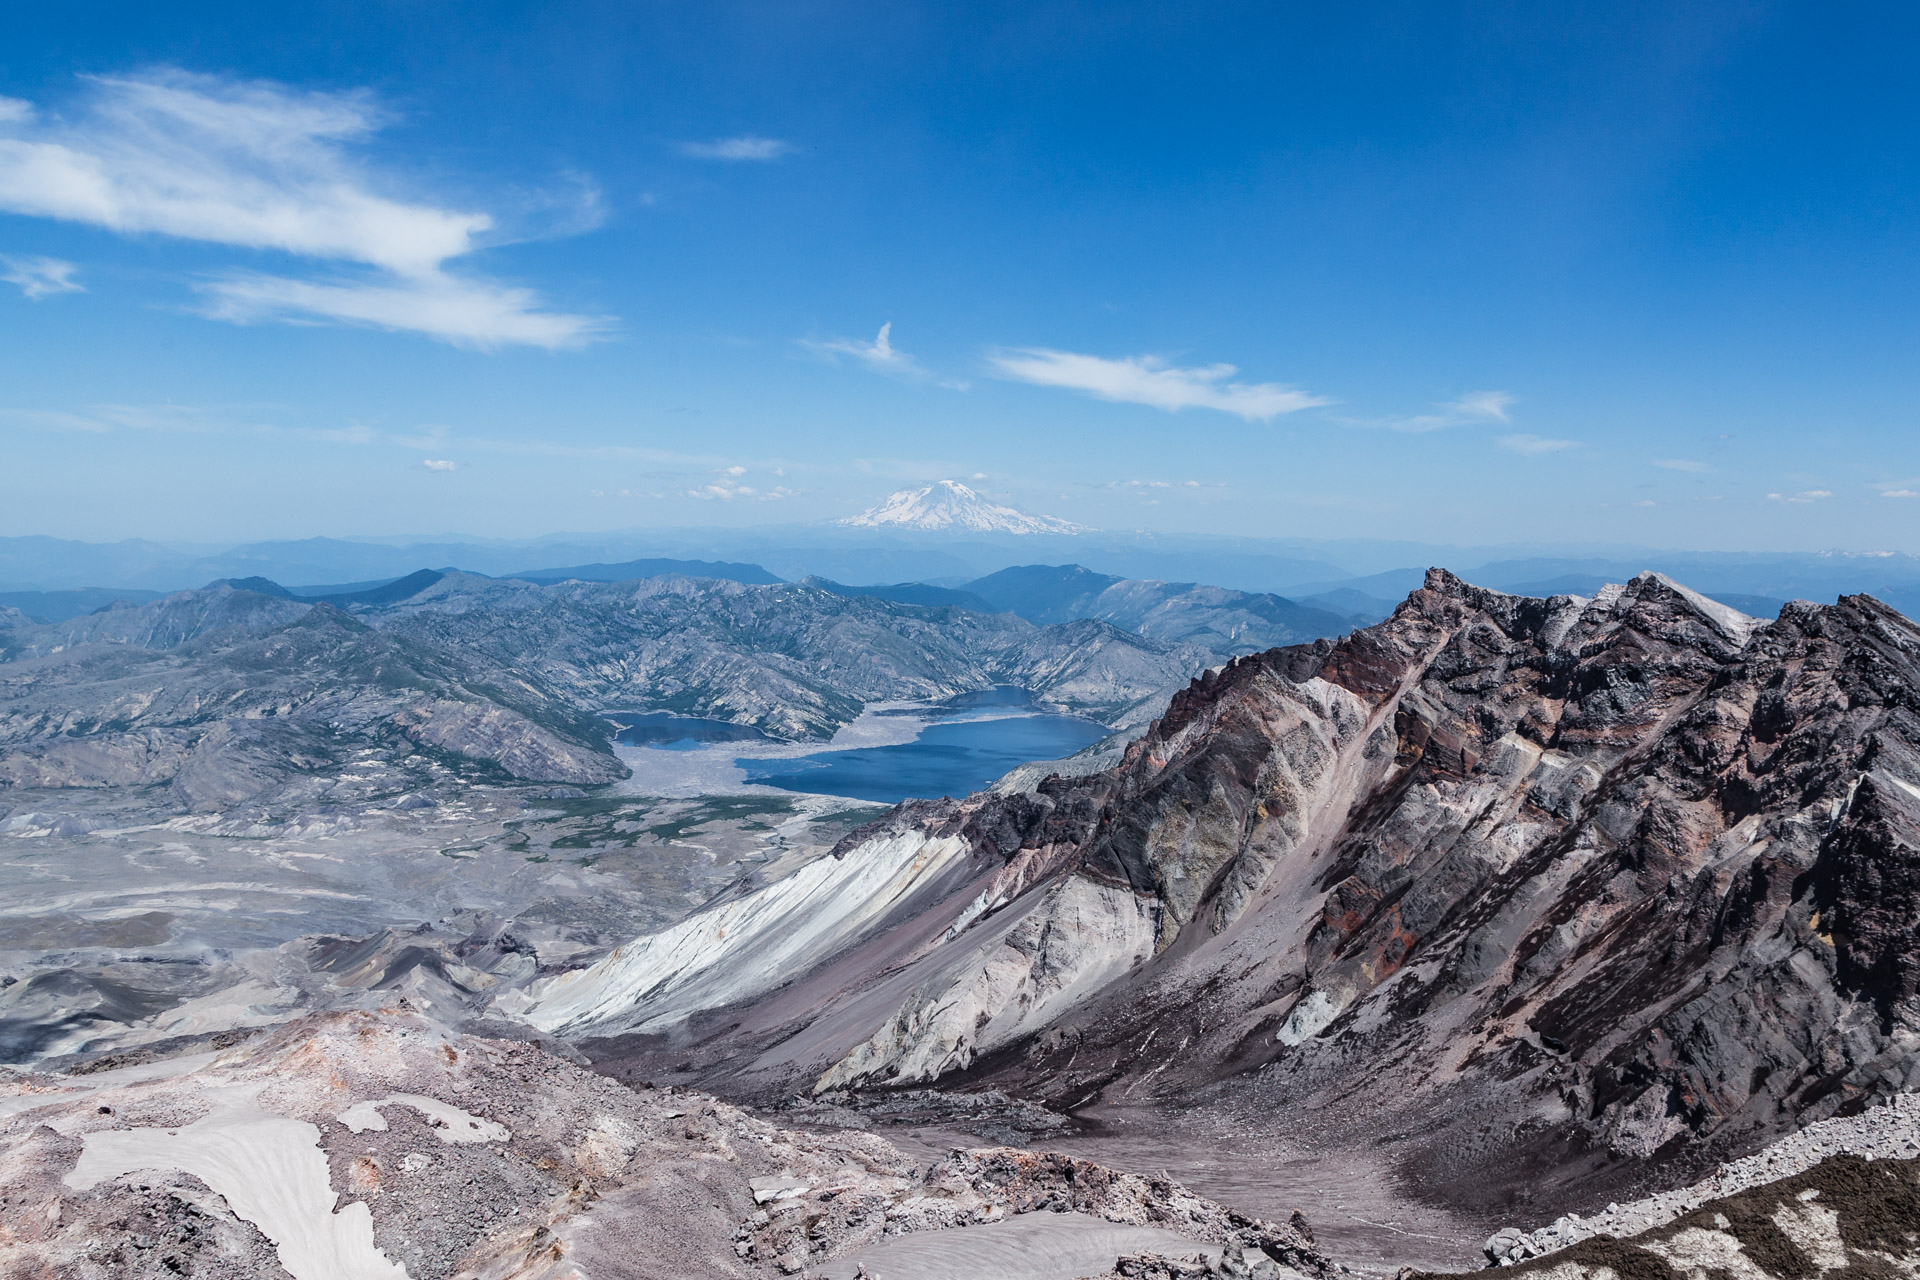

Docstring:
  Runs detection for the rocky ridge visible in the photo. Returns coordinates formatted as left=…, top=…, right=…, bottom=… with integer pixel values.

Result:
left=1454, top=1150, right=1920, bottom=1280
left=0, top=596, right=622, bottom=810
left=1482, top=1092, right=1920, bottom=1265
left=521, top=568, right=1920, bottom=1220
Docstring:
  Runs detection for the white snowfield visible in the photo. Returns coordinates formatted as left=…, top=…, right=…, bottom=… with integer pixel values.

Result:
left=836, top=479, right=1087, bottom=534
left=65, top=1090, right=409, bottom=1280
left=512, top=830, right=972, bottom=1036
left=337, top=1093, right=510, bottom=1144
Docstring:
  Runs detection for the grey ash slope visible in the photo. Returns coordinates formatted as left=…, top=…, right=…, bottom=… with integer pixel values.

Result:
left=524, top=569, right=1920, bottom=1222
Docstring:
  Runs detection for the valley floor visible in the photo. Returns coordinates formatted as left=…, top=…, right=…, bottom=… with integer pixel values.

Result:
left=818, top=1100, right=1495, bottom=1274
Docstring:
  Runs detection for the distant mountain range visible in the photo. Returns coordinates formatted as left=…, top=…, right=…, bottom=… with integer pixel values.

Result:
left=836, top=479, right=1086, bottom=535
left=811, top=563, right=1358, bottom=650
left=0, top=561, right=1356, bottom=812
left=9, top=528, right=1920, bottom=622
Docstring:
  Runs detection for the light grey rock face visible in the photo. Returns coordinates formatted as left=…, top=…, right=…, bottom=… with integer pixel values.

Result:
left=1483, top=1093, right=1920, bottom=1264
left=567, top=569, right=1920, bottom=1222
left=812, top=873, right=1160, bottom=1092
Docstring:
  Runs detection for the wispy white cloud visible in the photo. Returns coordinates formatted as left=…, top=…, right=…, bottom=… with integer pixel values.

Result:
left=680, top=136, right=792, bottom=161
left=1498, top=433, right=1578, bottom=455
left=1884, top=489, right=1919, bottom=499
left=804, top=322, right=923, bottom=377
left=422, top=458, right=457, bottom=471
left=687, top=467, right=795, bottom=501
left=0, top=70, right=606, bottom=347
left=0, top=402, right=232, bottom=433
left=1767, top=489, right=1832, bottom=504
left=0, top=407, right=112, bottom=432
left=0, top=98, right=33, bottom=126
left=1446, top=390, right=1515, bottom=421
left=989, top=348, right=1327, bottom=421
left=0, top=254, right=83, bottom=299
left=802, top=322, right=971, bottom=390
left=1349, top=390, right=1517, bottom=433
left=200, top=271, right=607, bottom=349
left=1653, top=458, right=1711, bottom=473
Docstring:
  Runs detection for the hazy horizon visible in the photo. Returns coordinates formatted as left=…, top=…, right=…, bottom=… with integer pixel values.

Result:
left=4, top=5, right=1919, bottom=551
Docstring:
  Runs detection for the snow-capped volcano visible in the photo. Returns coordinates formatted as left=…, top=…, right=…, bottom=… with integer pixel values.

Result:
left=838, top=480, right=1087, bottom=534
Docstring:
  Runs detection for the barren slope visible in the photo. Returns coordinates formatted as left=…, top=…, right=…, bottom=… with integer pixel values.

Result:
left=524, top=570, right=1920, bottom=1220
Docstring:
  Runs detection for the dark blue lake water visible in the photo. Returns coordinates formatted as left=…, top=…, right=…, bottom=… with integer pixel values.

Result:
left=738, top=692, right=1109, bottom=804
left=608, top=712, right=771, bottom=751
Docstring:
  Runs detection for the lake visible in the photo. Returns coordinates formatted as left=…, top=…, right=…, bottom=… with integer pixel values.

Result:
left=736, top=689, right=1109, bottom=803
left=608, top=711, right=772, bottom=750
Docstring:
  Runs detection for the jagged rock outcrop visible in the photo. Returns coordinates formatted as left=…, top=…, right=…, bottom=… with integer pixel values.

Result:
left=1453, top=1151, right=1920, bottom=1280
left=527, top=569, right=1920, bottom=1214
left=1482, top=1093, right=1920, bottom=1265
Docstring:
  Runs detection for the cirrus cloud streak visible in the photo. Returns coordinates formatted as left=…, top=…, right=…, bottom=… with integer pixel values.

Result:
left=988, top=347, right=1328, bottom=421
left=1499, top=433, right=1579, bottom=455
left=0, top=254, right=83, bottom=299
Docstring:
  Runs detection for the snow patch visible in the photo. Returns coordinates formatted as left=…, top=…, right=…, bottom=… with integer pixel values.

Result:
left=337, top=1093, right=509, bottom=1144
left=66, top=1092, right=408, bottom=1280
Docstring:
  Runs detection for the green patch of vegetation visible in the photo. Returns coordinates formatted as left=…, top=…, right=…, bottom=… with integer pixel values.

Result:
left=526, top=795, right=653, bottom=821
left=809, top=806, right=886, bottom=830
left=644, top=794, right=796, bottom=842
left=550, top=821, right=646, bottom=850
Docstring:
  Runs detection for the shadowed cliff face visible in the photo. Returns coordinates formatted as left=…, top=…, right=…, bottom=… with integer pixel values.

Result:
left=553, top=569, right=1920, bottom=1207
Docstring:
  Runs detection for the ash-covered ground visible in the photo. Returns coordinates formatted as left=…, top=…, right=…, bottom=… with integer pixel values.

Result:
left=0, top=1005, right=1332, bottom=1280
left=0, top=774, right=882, bottom=1068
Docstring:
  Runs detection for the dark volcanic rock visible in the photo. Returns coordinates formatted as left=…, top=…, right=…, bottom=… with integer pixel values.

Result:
left=543, top=569, right=1920, bottom=1218
left=1449, top=1153, right=1920, bottom=1280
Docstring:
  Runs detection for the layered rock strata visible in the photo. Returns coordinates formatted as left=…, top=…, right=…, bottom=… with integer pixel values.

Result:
left=527, top=570, right=1920, bottom=1212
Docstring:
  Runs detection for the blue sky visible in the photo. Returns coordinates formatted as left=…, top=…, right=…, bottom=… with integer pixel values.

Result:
left=1, top=1, right=1917, bottom=549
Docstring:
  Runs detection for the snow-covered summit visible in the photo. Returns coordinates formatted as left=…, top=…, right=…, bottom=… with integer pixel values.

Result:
left=837, top=480, right=1087, bottom=534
